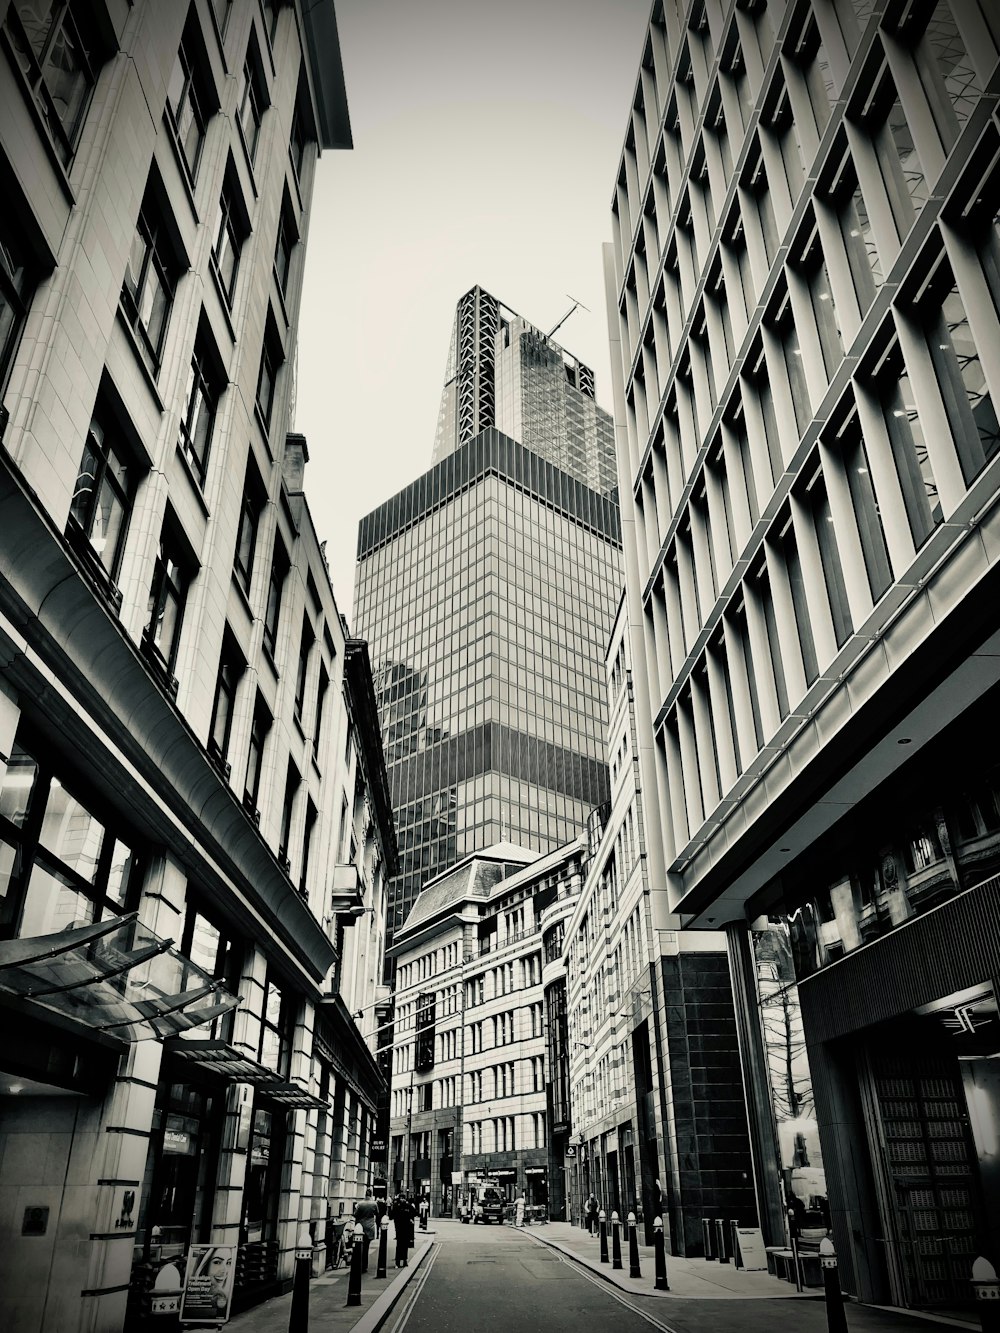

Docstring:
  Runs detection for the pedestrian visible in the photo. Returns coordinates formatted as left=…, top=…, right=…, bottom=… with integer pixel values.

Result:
left=514, top=1192, right=525, bottom=1228
left=391, top=1192, right=414, bottom=1268
left=418, top=1194, right=430, bottom=1230
left=586, top=1192, right=599, bottom=1235
left=353, top=1189, right=378, bottom=1273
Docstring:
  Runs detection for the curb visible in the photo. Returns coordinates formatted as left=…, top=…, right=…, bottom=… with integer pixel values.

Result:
left=525, top=1228, right=668, bottom=1301
left=349, top=1237, right=434, bottom=1333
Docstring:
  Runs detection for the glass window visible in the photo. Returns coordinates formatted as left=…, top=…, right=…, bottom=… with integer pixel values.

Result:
left=256, top=316, right=283, bottom=429
left=165, top=33, right=208, bottom=182
left=778, top=517, right=819, bottom=685
left=769, top=288, right=812, bottom=438
left=178, top=330, right=221, bottom=485
left=274, top=191, right=298, bottom=297
left=211, top=170, right=247, bottom=306
left=121, top=190, right=177, bottom=374
left=0, top=213, right=34, bottom=392
left=826, top=140, right=883, bottom=311
left=873, top=339, right=942, bottom=547
left=68, top=409, right=133, bottom=581
left=234, top=465, right=264, bottom=596
left=741, top=138, right=779, bottom=267
left=262, top=539, right=287, bottom=657
left=805, top=469, right=852, bottom=647
left=797, top=224, right=844, bottom=380
left=860, top=67, right=928, bottom=234
left=258, top=973, right=290, bottom=1074
left=210, top=0, right=231, bottom=37
left=837, top=406, right=893, bottom=601
left=755, top=560, right=789, bottom=719
left=294, top=619, right=312, bottom=721
left=3, top=0, right=101, bottom=166
left=209, top=633, right=243, bottom=769
left=144, top=521, right=188, bottom=682
left=278, top=761, right=298, bottom=866
left=290, top=92, right=310, bottom=181
left=244, top=694, right=270, bottom=814
left=237, top=50, right=266, bottom=163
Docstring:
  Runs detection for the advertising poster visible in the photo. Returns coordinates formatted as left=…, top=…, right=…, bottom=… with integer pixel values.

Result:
left=179, top=1245, right=237, bottom=1326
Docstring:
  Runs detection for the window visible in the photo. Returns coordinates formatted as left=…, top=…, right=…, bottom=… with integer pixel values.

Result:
left=300, top=798, right=317, bottom=896
left=210, top=0, right=232, bottom=38
left=0, top=732, right=142, bottom=939
left=274, top=192, right=298, bottom=298
left=769, top=287, right=812, bottom=438
left=754, top=559, right=789, bottom=720
left=237, top=46, right=267, bottom=163
left=805, top=469, right=852, bottom=647
left=278, top=760, right=299, bottom=869
left=290, top=83, right=311, bottom=180
left=121, top=185, right=178, bottom=374
left=3, top=0, right=101, bottom=167
left=0, top=213, right=34, bottom=392
left=825, top=140, right=883, bottom=311
left=244, top=694, right=270, bottom=817
left=178, top=325, right=223, bottom=485
left=68, top=407, right=133, bottom=583
left=143, top=519, right=189, bottom=686
left=859, top=67, right=928, bottom=235
left=294, top=619, right=313, bottom=722
left=179, top=898, right=241, bottom=1035
left=836, top=405, right=893, bottom=602
left=211, top=165, right=249, bottom=306
left=256, top=314, right=284, bottom=431
left=797, top=223, right=843, bottom=380
left=314, top=663, right=329, bottom=752
left=209, top=631, right=243, bottom=773
left=777, top=515, right=818, bottom=685
left=165, top=20, right=213, bottom=183
left=260, top=0, right=279, bottom=45
left=234, top=463, right=265, bottom=597
left=741, top=138, right=779, bottom=268
left=873, top=339, right=942, bottom=547
left=258, top=972, right=291, bottom=1075
left=262, top=539, right=288, bottom=657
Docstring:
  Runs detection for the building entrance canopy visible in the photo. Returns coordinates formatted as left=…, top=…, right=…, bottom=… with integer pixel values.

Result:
left=0, top=912, right=239, bottom=1041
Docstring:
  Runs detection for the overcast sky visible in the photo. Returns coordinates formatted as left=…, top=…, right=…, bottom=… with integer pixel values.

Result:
left=294, top=0, right=650, bottom=620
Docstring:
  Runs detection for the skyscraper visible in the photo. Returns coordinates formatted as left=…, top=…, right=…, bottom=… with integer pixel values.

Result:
left=356, top=289, right=622, bottom=965
left=431, top=285, right=619, bottom=495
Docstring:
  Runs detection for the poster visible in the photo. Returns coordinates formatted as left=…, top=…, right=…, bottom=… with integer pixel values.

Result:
left=179, top=1245, right=237, bottom=1326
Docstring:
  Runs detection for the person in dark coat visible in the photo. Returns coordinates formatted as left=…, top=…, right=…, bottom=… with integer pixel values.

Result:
left=353, top=1190, right=378, bottom=1273
left=391, top=1193, right=415, bottom=1267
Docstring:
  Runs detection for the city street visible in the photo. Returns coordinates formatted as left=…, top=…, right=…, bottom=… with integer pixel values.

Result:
left=388, top=1222, right=970, bottom=1333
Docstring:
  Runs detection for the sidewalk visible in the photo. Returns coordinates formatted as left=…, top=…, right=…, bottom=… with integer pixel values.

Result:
left=525, top=1221, right=813, bottom=1301
left=225, top=1234, right=434, bottom=1333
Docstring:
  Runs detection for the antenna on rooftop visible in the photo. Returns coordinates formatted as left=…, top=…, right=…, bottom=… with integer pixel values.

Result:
left=546, top=295, right=590, bottom=341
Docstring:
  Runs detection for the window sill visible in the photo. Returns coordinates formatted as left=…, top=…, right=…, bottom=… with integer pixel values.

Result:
left=174, top=441, right=211, bottom=518
left=261, top=641, right=279, bottom=680
left=230, top=569, right=254, bottom=618
left=253, top=401, right=274, bottom=458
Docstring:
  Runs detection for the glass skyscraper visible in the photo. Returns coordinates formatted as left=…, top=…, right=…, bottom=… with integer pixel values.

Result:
left=356, top=425, right=621, bottom=967
left=431, top=285, right=618, bottom=495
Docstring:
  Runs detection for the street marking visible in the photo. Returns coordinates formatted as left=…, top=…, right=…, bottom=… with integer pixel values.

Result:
left=385, top=1242, right=439, bottom=1333
left=550, top=1250, right=684, bottom=1333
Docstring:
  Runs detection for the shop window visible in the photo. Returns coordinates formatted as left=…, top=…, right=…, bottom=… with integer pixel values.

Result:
left=67, top=404, right=135, bottom=593
left=165, top=13, right=217, bottom=184
left=242, top=1103, right=283, bottom=1267
left=143, top=515, right=192, bottom=691
left=3, top=0, right=103, bottom=168
left=871, top=338, right=942, bottom=547
left=121, top=179, right=181, bottom=375
left=236, top=38, right=268, bottom=165
left=211, top=161, right=250, bottom=307
left=0, top=731, right=141, bottom=939
left=208, top=630, right=243, bottom=775
left=178, top=321, right=224, bottom=486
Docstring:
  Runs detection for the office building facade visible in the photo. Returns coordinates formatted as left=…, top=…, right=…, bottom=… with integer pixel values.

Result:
left=0, top=4, right=397, bottom=1330
left=388, top=838, right=585, bottom=1217
left=431, top=284, right=619, bottom=495
left=607, top=0, right=1000, bottom=1311
left=355, top=428, right=622, bottom=968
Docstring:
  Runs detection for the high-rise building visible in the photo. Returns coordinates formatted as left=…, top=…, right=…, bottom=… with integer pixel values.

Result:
left=0, top=6, right=398, bottom=1330
left=356, top=429, right=621, bottom=969
left=608, top=0, right=1000, bottom=1312
left=431, top=285, right=619, bottom=495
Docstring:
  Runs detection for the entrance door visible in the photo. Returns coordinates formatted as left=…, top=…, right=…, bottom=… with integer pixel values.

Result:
left=868, top=1048, right=981, bottom=1308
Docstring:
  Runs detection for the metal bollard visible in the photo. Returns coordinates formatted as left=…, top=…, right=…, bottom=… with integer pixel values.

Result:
left=289, top=1225, right=313, bottom=1333
left=612, top=1210, right=623, bottom=1271
left=653, top=1216, right=670, bottom=1291
left=345, top=1221, right=364, bottom=1308
left=715, top=1218, right=729, bottom=1264
left=628, top=1211, right=642, bottom=1279
left=702, top=1216, right=715, bottom=1260
left=819, top=1238, right=848, bottom=1333
left=972, top=1257, right=1000, bottom=1333
left=375, top=1214, right=389, bottom=1280
left=599, top=1209, right=609, bottom=1264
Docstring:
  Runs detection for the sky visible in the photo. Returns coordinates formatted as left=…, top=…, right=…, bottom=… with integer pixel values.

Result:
left=294, top=0, right=651, bottom=621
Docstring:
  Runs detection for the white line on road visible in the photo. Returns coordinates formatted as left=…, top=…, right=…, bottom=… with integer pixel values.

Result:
left=385, top=1241, right=440, bottom=1333
left=550, top=1251, right=684, bottom=1333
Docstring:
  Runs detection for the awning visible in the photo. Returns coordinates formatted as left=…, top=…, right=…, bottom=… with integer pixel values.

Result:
left=262, top=1081, right=329, bottom=1110
left=163, top=1038, right=284, bottom=1086
left=0, top=914, right=240, bottom=1042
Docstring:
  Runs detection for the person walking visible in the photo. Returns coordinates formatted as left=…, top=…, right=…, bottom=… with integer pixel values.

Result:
left=418, top=1194, right=430, bottom=1231
left=391, top=1192, right=414, bottom=1268
left=353, top=1189, right=378, bottom=1273
left=514, top=1193, right=526, bottom=1228
left=586, top=1193, right=599, bottom=1236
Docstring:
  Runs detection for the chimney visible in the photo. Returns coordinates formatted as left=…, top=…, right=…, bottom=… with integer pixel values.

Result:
left=283, top=432, right=309, bottom=493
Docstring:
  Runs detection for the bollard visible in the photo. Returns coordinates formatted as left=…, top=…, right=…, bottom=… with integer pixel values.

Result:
left=972, top=1257, right=1000, bottom=1333
left=788, top=1207, right=804, bottom=1293
left=612, top=1210, right=623, bottom=1270
left=819, top=1238, right=848, bottom=1333
left=289, top=1225, right=313, bottom=1333
left=375, top=1214, right=389, bottom=1280
left=599, top=1209, right=609, bottom=1264
left=730, top=1219, right=741, bottom=1270
left=345, top=1221, right=364, bottom=1308
left=628, top=1211, right=642, bottom=1279
left=702, top=1216, right=715, bottom=1260
left=715, top=1218, right=729, bottom=1264
left=653, top=1216, right=670, bottom=1291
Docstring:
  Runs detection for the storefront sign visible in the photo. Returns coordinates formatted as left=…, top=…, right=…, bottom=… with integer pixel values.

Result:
left=564, top=1146, right=577, bottom=1158
left=451, top=1171, right=463, bottom=1185
left=524, top=1168, right=546, bottom=1176
left=734, top=1227, right=767, bottom=1271
left=493, top=1168, right=516, bottom=1181
left=179, top=1245, right=236, bottom=1326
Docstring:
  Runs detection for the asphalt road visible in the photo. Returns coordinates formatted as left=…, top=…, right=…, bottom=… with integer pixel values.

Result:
left=389, top=1221, right=966, bottom=1333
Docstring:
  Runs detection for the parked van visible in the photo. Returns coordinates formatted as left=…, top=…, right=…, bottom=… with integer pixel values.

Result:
left=472, top=1187, right=506, bottom=1224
